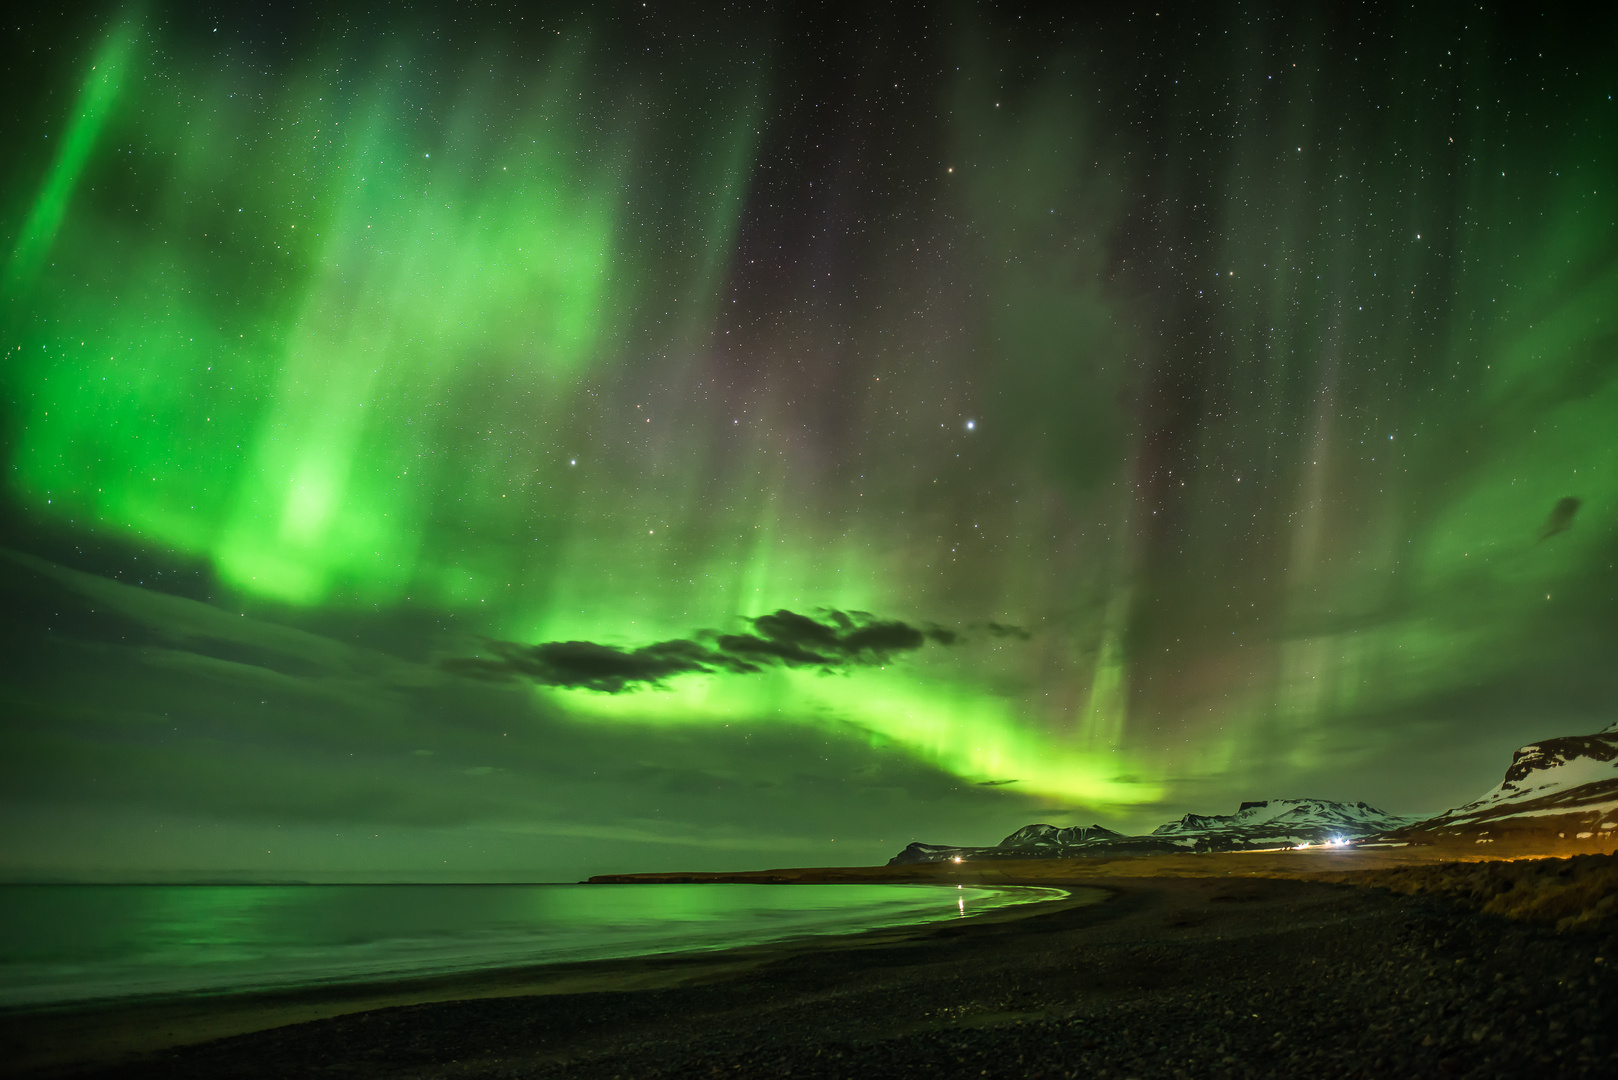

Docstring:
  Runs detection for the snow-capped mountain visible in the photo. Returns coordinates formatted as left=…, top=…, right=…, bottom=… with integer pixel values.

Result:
left=887, top=798, right=1417, bottom=865
left=887, top=824, right=1138, bottom=866
left=1389, top=722, right=1618, bottom=845
left=889, top=723, right=1618, bottom=865
left=1148, top=798, right=1416, bottom=849
left=999, top=823, right=1127, bottom=851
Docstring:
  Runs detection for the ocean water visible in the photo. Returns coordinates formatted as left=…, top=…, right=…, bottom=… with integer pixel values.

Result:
left=0, top=883, right=1063, bottom=1009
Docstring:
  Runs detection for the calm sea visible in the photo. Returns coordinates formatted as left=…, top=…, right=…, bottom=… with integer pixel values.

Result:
left=0, top=883, right=1062, bottom=1009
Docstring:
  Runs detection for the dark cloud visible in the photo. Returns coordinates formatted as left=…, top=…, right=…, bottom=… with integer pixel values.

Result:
left=710, top=632, right=826, bottom=668
left=443, top=608, right=966, bottom=692
left=1540, top=496, right=1582, bottom=541
left=982, top=622, right=1033, bottom=640
left=977, top=779, right=1020, bottom=786
left=441, top=638, right=719, bottom=692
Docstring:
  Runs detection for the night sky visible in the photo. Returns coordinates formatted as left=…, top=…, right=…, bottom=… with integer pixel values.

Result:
left=3, top=2, right=1617, bottom=882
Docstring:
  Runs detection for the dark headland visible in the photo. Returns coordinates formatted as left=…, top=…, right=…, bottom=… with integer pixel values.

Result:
left=6, top=841, right=1618, bottom=1080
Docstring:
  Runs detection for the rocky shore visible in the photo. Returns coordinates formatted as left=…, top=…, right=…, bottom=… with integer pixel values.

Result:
left=14, top=867, right=1617, bottom=1080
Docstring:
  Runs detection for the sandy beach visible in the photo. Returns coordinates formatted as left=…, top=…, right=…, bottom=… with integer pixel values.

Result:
left=4, top=848, right=1616, bottom=1079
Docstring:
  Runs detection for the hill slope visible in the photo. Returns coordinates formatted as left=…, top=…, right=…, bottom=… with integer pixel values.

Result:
left=1388, top=724, right=1618, bottom=849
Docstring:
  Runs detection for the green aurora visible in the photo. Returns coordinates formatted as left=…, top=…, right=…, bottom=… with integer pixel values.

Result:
left=2, top=2, right=1617, bottom=880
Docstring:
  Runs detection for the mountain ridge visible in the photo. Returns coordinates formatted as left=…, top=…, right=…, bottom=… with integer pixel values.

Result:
left=891, top=722, right=1618, bottom=865
left=888, top=798, right=1416, bottom=865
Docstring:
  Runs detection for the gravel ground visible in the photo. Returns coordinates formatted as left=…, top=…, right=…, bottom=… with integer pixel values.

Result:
left=44, top=876, right=1618, bottom=1080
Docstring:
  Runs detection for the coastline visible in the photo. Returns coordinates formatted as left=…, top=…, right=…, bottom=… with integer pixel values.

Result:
left=7, top=849, right=1617, bottom=1079
left=0, top=882, right=1091, bottom=1078
left=585, top=836, right=1616, bottom=885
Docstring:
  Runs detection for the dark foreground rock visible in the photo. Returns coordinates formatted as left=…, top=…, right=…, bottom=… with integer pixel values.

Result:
left=27, top=877, right=1618, bottom=1080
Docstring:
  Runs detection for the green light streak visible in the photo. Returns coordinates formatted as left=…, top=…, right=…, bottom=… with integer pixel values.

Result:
left=9, top=9, right=1618, bottom=831
left=211, top=55, right=626, bottom=604
left=549, top=666, right=1163, bottom=809
left=9, top=32, right=758, bottom=612
left=6, top=19, right=139, bottom=294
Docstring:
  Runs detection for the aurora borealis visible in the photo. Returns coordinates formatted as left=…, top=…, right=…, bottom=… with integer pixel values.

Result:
left=3, top=2, right=1617, bottom=881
